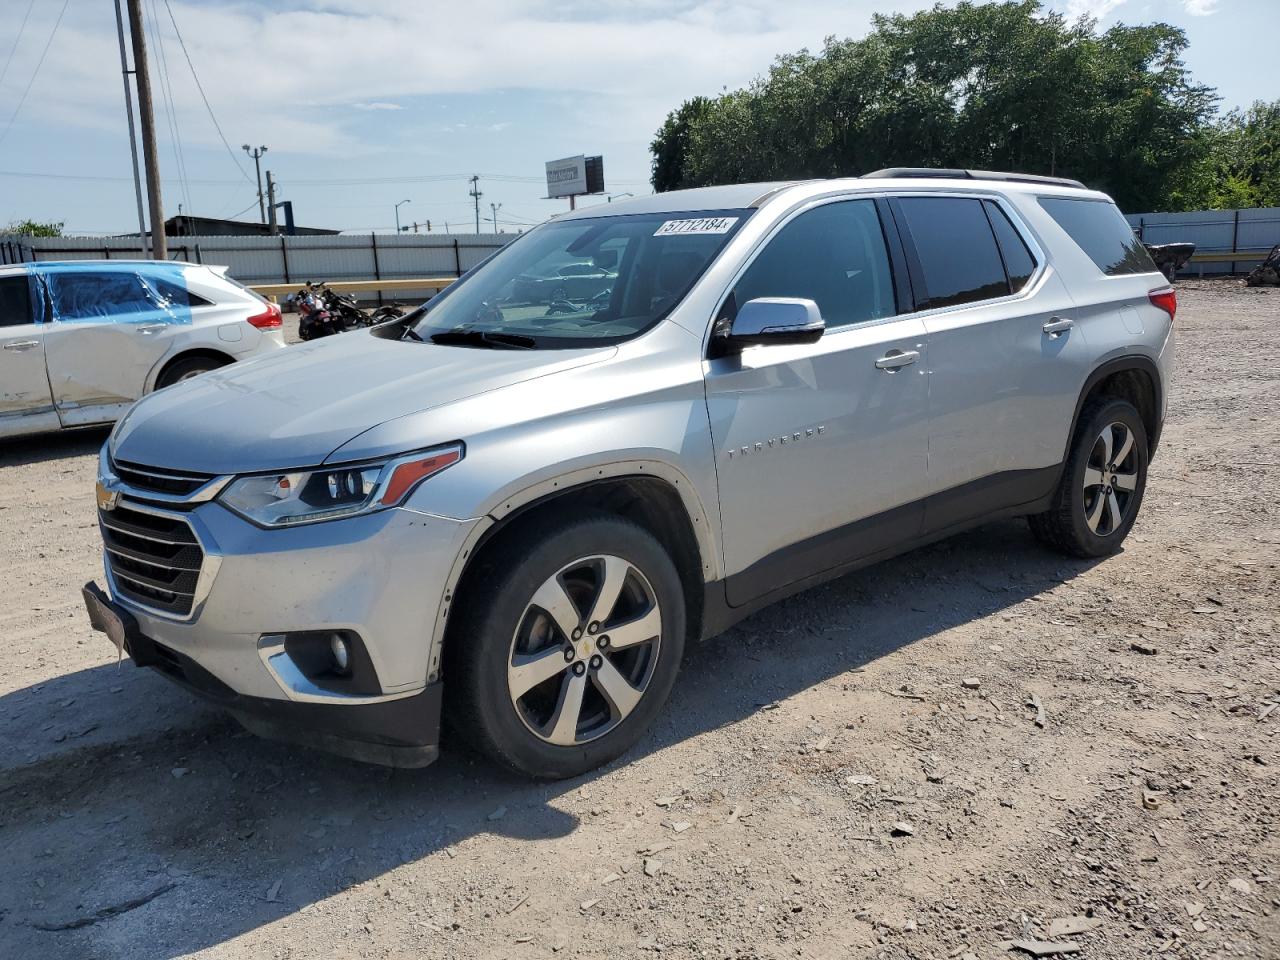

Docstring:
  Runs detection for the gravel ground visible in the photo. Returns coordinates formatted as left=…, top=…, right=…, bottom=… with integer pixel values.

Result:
left=0, top=282, right=1277, bottom=960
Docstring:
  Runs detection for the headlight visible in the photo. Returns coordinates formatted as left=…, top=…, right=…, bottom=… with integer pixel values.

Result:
left=218, top=443, right=462, bottom=527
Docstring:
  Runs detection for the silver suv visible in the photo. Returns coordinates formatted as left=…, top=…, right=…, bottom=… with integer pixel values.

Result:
left=84, top=170, right=1175, bottom=778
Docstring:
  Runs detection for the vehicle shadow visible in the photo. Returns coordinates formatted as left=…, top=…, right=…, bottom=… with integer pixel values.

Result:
left=0, top=519, right=1100, bottom=958
left=0, top=426, right=109, bottom=468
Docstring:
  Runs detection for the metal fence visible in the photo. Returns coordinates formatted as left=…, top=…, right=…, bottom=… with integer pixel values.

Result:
left=0, top=232, right=514, bottom=302
left=6, top=205, right=1277, bottom=285
left=1126, top=207, right=1280, bottom=276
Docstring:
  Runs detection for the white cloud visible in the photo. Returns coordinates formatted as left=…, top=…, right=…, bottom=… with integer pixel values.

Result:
left=1182, top=0, right=1219, bottom=15
left=14, top=0, right=916, bottom=157
left=1063, top=0, right=1128, bottom=20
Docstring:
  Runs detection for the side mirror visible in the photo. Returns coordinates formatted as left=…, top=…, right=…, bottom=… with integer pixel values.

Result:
left=720, top=297, right=824, bottom=353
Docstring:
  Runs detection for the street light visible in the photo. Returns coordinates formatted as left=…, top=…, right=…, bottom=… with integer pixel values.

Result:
left=395, top=199, right=411, bottom=234
left=607, top=192, right=634, bottom=203
left=489, top=202, right=502, bottom=234
left=242, top=144, right=268, bottom=223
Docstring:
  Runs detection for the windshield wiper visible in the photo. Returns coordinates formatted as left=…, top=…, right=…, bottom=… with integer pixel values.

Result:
left=402, top=325, right=424, bottom=342
left=429, top=328, right=536, bottom=349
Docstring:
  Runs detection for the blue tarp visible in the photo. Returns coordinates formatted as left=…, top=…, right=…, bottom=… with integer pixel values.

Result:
left=28, top=261, right=196, bottom=326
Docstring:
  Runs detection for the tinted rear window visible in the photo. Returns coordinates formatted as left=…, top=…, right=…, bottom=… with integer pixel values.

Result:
left=148, top=276, right=211, bottom=307
left=984, top=201, right=1037, bottom=293
left=895, top=197, right=1009, bottom=310
left=0, top=275, right=33, bottom=328
left=1039, top=197, right=1157, bottom=276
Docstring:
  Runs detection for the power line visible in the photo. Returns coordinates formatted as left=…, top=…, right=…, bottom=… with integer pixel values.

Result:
left=0, top=168, right=228, bottom=185
left=0, top=0, right=37, bottom=92
left=146, top=0, right=193, bottom=217
left=0, top=0, right=72, bottom=149
left=160, top=0, right=254, bottom=185
left=223, top=197, right=262, bottom=220
left=0, top=167, right=651, bottom=189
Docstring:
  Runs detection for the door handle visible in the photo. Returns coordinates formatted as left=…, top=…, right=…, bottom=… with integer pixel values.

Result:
left=875, top=349, right=919, bottom=371
left=136, top=323, right=168, bottom=335
left=1042, top=317, right=1074, bottom=337
left=2, top=340, right=40, bottom=352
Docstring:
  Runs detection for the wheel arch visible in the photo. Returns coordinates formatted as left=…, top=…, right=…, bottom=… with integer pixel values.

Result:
left=149, top=347, right=236, bottom=391
left=1064, top=355, right=1163, bottom=462
left=426, top=462, right=715, bottom=684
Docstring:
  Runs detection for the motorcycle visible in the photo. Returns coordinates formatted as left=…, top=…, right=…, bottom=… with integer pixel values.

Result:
left=294, top=281, right=406, bottom=340
left=1142, top=242, right=1196, bottom=283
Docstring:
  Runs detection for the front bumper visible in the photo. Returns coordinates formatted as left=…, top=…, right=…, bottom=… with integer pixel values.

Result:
left=85, top=581, right=442, bottom=766
left=91, top=479, right=479, bottom=765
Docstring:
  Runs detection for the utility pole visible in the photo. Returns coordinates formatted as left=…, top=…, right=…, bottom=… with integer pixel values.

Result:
left=113, top=0, right=148, bottom=256
left=243, top=145, right=268, bottom=222
left=126, top=0, right=166, bottom=259
left=489, top=202, right=502, bottom=234
left=469, top=175, right=482, bottom=234
left=266, top=171, right=278, bottom=235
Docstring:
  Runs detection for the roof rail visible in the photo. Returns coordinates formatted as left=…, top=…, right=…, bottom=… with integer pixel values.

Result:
left=860, top=168, right=1087, bottom=190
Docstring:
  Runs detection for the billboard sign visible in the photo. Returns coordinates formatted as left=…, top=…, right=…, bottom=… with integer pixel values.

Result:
left=546, top=155, right=605, bottom=198
left=546, top=155, right=588, bottom=198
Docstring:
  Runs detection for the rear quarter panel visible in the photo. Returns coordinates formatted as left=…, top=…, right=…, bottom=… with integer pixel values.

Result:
left=1007, top=193, right=1171, bottom=450
left=143, top=267, right=283, bottom=390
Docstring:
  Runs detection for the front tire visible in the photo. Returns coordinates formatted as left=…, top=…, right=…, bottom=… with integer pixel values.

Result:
left=444, top=513, right=686, bottom=779
left=1029, top=397, right=1149, bottom=558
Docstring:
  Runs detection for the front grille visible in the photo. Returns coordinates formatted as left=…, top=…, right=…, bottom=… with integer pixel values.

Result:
left=112, top=458, right=214, bottom=497
left=100, top=501, right=204, bottom=616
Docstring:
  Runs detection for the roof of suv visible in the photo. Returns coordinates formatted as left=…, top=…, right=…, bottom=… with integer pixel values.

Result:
left=563, top=171, right=1106, bottom=220
left=559, top=182, right=800, bottom=220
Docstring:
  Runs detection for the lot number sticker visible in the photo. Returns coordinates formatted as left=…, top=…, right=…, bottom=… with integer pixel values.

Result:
left=654, top=217, right=739, bottom=237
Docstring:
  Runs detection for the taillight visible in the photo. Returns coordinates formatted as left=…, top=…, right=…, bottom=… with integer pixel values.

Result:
left=1148, top=287, right=1177, bottom=320
left=247, top=302, right=282, bottom=330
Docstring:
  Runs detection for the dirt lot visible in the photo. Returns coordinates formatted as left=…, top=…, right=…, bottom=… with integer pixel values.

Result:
left=1, top=282, right=1277, bottom=960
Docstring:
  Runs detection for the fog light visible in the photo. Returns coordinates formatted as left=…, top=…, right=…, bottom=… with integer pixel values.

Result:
left=329, top=632, right=351, bottom=675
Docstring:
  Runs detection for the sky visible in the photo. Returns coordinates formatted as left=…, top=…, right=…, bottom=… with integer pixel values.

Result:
left=0, top=0, right=1269, bottom=236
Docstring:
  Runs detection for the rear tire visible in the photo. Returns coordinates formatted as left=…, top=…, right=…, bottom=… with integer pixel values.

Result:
left=1029, top=397, right=1149, bottom=558
left=156, top=355, right=228, bottom=388
left=444, top=512, right=686, bottom=779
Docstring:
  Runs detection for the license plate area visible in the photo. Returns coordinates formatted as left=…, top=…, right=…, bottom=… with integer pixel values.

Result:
left=82, top=581, right=139, bottom=660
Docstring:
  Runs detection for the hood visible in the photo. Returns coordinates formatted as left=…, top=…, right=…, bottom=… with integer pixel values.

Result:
left=110, top=331, right=614, bottom=474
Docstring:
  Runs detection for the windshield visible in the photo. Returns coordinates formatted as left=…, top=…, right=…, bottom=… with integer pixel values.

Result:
left=408, top=209, right=750, bottom=348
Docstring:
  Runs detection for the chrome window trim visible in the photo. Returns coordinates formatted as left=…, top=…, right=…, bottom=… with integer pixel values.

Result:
left=886, top=189, right=1051, bottom=321
left=703, top=187, right=1053, bottom=351
left=707, top=191, right=903, bottom=342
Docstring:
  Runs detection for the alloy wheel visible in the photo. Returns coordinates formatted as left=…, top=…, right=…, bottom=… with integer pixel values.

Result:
left=1082, top=421, right=1139, bottom=536
left=506, top=555, right=662, bottom=746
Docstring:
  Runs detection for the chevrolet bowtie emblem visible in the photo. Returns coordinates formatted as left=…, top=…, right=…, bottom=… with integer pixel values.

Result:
left=96, top=480, right=120, bottom=512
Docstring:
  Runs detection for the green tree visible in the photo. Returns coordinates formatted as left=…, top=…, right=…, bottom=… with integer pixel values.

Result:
left=650, top=96, right=712, bottom=192
left=1206, top=101, right=1280, bottom=208
left=5, top=219, right=64, bottom=237
left=650, top=1, right=1219, bottom=212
